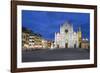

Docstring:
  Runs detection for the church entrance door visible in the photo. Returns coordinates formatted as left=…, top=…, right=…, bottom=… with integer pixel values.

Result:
left=74, top=44, right=76, bottom=48
left=65, top=43, right=68, bottom=48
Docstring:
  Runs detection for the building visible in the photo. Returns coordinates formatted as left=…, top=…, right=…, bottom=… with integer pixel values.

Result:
left=22, top=28, right=30, bottom=50
left=29, top=33, right=43, bottom=49
left=22, top=27, right=43, bottom=50
left=73, top=32, right=78, bottom=48
left=42, top=39, right=48, bottom=48
left=33, top=35, right=42, bottom=49
left=81, top=38, right=89, bottom=49
left=47, top=40, right=52, bottom=48
left=78, top=27, right=82, bottom=48
left=54, top=22, right=82, bottom=48
left=29, top=34, right=35, bottom=49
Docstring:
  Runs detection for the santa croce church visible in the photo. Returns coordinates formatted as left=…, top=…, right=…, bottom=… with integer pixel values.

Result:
left=54, top=22, right=82, bottom=48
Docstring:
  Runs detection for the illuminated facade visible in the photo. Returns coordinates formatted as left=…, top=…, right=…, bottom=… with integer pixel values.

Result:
left=22, top=27, right=43, bottom=50
left=22, top=31, right=30, bottom=49
left=29, top=33, right=43, bottom=49
left=54, top=22, right=82, bottom=48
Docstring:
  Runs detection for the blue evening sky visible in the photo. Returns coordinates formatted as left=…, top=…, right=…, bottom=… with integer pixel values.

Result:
left=22, top=10, right=90, bottom=41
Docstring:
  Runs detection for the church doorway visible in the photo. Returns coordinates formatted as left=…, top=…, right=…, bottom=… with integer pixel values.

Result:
left=79, top=43, right=81, bottom=48
left=57, top=44, right=59, bottom=48
left=65, top=29, right=68, bottom=33
left=65, top=43, right=68, bottom=48
left=74, top=44, right=76, bottom=48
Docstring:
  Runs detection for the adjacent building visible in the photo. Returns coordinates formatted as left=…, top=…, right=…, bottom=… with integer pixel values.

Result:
left=22, top=27, right=43, bottom=50
left=81, top=38, right=89, bottom=49
left=22, top=28, right=30, bottom=50
left=22, top=27, right=54, bottom=50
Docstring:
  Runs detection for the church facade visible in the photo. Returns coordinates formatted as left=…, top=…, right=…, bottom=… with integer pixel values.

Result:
left=54, top=22, right=82, bottom=48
